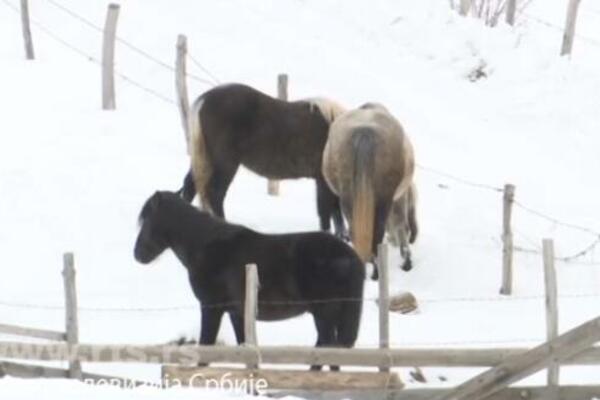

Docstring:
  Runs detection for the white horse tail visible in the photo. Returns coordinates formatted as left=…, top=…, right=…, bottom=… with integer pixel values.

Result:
left=188, top=97, right=213, bottom=213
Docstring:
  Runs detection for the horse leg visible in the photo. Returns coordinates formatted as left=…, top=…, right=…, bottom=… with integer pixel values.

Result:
left=178, top=169, right=196, bottom=203
left=332, top=197, right=349, bottom=241
left=398, top=222, right=413, bottom=271
left=310, top=308, right=338, bottom=371
left=370, top=200, right=392, bottom=280
left=228, top=311, right=245, bottom=345
left=198, top=307, right=224, bottom=366
left=206, top=162, right=238, bottom=219
left=315, top=177, right=334, bottom=233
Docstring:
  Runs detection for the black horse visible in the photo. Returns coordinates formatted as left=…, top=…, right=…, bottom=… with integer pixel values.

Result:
left=134, top=191, right=364, bottom=370
left=178, top=83, right=348, bottom=238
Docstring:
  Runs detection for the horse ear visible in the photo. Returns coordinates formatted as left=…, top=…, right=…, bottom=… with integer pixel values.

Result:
left=150, top=191, right=163, bottom=208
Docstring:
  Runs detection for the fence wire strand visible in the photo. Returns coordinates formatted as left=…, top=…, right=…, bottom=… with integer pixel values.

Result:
left=42, top=0, right=218, bottom=86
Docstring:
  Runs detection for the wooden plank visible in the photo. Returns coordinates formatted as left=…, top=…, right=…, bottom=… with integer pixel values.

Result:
left=272, top=386, right=600, bottom=400
left=267, top=74, right=288, bottom=196
left=175, top=34, right=190, bottom=153
left=0, top=323, right=66, bottom=342
left=561, top=0, right=582, bottom=56
left=377, top=243, right=390, bottom=372
left=0, top=361, right=149, bottom=386
left=500, top=183, right=515, bottom=295
left=543, top=239, right=559, bottom=389
left=434, top=316, right=600, bottom=400
left=19, top=0, right=34, bottom=60
left=162, top=366, right=403, bottom=391
left=0, top=341, right=599, bottom=367
left=244, top=263, right=259, bottom=368
left=0, top=361, right=67, bottom=379
left=62, top=252, right=82, bottom=379
left=102, top=3, right=120, bottom=109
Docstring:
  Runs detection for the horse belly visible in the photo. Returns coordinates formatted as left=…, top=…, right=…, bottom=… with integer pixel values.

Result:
left=257, top=304, right=306, bottom=321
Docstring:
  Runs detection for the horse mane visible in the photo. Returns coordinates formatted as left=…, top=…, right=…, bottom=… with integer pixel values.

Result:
left=304, top=97, right=347, bottom=124
left=138, top=191, right=248, bottom=243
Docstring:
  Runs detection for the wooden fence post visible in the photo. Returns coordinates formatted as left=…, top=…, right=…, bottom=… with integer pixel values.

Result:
left=505, top=0, right=517, bottom=26
left=102, top=3, right=120, bottom=110
left=267, top=74, right=288, bottom=196
left=434, top=316, right=600, bottom=400
left=543, top=239, right=560, bottom=391
left=561, top=0, right=582, bottom=56
left=175, top=34, right=190, bottom=153
left=377, top=243, right=390, bottom=372
left=244, top=263, right=259, bottom=369
left=500, top=183, right=515, bottom=295
left=459, top=0, right=471, bottom=16
left=62, top=252, right=82, bottom=380
left=19, top=0, right=34, bottom=60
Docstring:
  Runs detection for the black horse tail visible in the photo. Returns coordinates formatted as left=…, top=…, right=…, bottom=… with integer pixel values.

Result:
left=407, top=186, right=418, bottom=244
left=350, top=129, right=376, bottom=263
left=189, top=97, right=213, bottom=213
left=178, top=169, right=196, bottom=203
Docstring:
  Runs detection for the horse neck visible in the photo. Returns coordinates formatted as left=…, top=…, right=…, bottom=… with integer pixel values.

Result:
left=161, top=207, right=240, bottom=269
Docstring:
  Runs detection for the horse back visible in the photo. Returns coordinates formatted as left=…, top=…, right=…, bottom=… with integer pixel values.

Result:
left=200, top=84, right=331, bottom=179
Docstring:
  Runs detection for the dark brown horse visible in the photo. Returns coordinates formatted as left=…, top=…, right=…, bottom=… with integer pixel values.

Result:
left=134, top=191, right=364, bottom=370
left=322, top=103, right=415, bottom=278
left=179, top=83, right=347, bottom=238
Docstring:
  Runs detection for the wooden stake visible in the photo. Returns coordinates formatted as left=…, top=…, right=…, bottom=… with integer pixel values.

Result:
left=62, top=252, right=82, bottom=379
left=175, top=34, right=190, bottom=153
left=500, top=183, right=515, bottom=295
left=377, top=243, right=390, bottom=372
left=267, top=74, right=288, bottom=196
left=102, top=4, right=120, bottom=110
left=459, top=0, right=471, bottom=16
left=244, top=263, right=259, bottom=368
left=543, top=239, right=560, bottom=390
left=19, top=0, right=34, bottom=60
left=561, top=0, right=582, bottom=56
left=505, top=0, right=517, bottom=26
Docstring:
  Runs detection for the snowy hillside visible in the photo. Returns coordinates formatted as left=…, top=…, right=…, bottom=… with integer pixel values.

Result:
left=1, top=0, right=599, bottom=396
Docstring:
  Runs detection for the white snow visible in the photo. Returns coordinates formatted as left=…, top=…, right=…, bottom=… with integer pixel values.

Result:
left=1, top=0, right=599, bottom=397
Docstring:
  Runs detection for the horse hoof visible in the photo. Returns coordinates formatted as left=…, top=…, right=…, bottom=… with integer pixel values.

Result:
left=370, top=268, right=379, bottom=281
left=401, top=260, right=413, bottom=272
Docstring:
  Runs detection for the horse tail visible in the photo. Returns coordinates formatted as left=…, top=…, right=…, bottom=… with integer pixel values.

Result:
left=407, top=186, right=418, bottom=244
left=351, top=130, right=376, bottom=263
left=189, top=97, right=213, bottom=213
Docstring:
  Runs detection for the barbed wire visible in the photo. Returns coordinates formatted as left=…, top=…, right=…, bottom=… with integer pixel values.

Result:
left=42, top=0, right=218, bottom=86
left=416, top=164, right=504, bottom=193
left=0, top=0, right=177, bottom=105
left=1, top=290, right=599, bottom=314
left=522, top=12, right=600, bottom=48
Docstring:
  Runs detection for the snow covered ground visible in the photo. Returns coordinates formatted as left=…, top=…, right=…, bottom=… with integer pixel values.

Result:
left=1, top=0, right=599, bottom=397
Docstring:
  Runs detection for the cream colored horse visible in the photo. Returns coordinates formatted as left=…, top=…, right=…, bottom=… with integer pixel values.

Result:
left=322, top=103, right=415, bottom=279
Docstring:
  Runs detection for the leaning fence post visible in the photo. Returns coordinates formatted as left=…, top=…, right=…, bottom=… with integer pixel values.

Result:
left=102, top=3, right=120, bottom=110
left=500, top=183, right=515, bottom=295
left=543, top=239, right=560, bottom=391
left=62, top=252, right=82, bottom=380
left=20, top=0, right=34, bottom=60
left=267, top=74, right=288, bottom=196
left=561, top=0, right=582, bottom=56
left=377, top=243, right=390, bottom=372
left=505, top=0, right=517, bottom=26
left=175, top=34, right=190, bottom=153
left=244, top=263, right=259, bottom=369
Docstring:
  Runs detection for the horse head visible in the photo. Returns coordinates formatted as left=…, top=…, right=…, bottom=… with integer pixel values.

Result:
left=134, top=191, right=171, bottom=264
